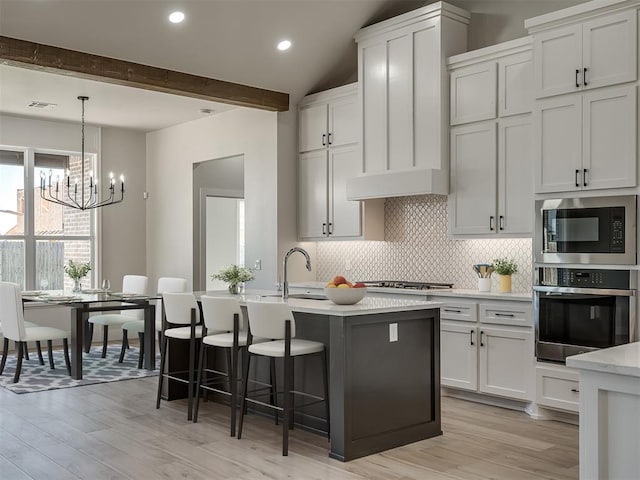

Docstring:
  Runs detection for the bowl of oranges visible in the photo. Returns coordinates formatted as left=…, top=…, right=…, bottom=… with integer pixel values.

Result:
left=324, top=276, right=367, bottom=305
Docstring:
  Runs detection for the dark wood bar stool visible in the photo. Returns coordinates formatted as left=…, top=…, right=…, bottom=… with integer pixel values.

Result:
left=238, top=300, right=329, bottom=456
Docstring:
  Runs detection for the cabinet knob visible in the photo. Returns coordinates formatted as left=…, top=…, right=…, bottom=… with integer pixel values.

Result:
left=575, top=169, right=580, bottom=187
left=328, top=222, right=333, bottom=235
left=328, top=132, right=333, bottom=145
left=583, top=168, right=588, bottom=187
left=470, top=330, right=474, bottom=346
left=571, top=388, right=580, bottom=394
left=489, top=216, right=495, bottom=231
left=480, top=330, right=485, bottom=347
left=322, top=134, right=327, bottom=146
left=575, top=69, right=580, bottom=88
left=322, top=223, right=327, bottom=235
left=499, top=215, right=504, bottom=231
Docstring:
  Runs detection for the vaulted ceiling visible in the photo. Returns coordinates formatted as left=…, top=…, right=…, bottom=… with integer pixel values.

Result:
left=0, top=0, right=428, bottom=131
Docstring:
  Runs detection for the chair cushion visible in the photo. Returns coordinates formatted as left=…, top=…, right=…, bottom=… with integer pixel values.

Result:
left=202, top=331, right=248, bottom=348
left=248, top=339, right=324, bottom=357
left=89, top=314, right=131, bottom=326
left=122, top=320, right=144, bottom=333
left=24, top=326, right=69, bottom=342
left=0, top=320, right=37, bottom=333
left=164, top=325, right=204, bottom=339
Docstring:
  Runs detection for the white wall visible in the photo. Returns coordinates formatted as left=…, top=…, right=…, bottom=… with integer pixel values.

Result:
left=100, top=127, right=147, bottom=291
left=145, top=107, right=278, bottom=290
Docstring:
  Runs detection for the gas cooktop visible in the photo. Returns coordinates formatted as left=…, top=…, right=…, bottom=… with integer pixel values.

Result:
left=359, top=281, right=454, bottom=290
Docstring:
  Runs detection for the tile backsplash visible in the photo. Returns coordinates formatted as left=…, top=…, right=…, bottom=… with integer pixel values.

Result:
left=317, top=195, right=533, bottom=293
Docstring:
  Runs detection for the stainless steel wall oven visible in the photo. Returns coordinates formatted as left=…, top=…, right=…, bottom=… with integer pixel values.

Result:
left=534, top=195, right=636, bottom=265
left=534, top=267, right=636, bottom=363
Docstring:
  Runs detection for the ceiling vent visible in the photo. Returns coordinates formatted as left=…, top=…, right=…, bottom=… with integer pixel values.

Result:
left=28, top=101, right=57, bottom=109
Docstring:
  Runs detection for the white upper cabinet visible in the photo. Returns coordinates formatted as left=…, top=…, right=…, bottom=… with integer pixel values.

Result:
left=347, top=2, right=470, bottom=200
left=534, top=83, right=636, bottom=193
left=298, top=84, right=358, bottom=153
left=528, top=2, right=639, bottom=194
left=531, top=9, right=637, bottom=98
left=450, top=62, right=497, bottom=125
left=448, top=37, right=533, bottom=237
left=499, top=52, right=534, bottom=117
left=298, top=84, right=384, bottom=240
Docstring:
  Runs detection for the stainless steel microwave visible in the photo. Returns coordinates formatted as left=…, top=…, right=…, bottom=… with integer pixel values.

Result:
left=534, top=195, right=637, bottom=265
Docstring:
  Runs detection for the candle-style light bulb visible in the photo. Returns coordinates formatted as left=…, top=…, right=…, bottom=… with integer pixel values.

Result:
left=120, top=175, right=125, bottom=193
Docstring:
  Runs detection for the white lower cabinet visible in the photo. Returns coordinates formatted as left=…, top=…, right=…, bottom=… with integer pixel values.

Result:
left=439, top=298, right=534, bottom=402
left=535, top=363, right=580, bottom=413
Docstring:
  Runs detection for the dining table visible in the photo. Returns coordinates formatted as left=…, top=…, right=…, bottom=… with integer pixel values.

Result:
left=21, top=291, right=160, bottom=380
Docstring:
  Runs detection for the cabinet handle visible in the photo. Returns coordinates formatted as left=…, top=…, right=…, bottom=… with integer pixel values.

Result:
left=328, top=222, right=333, bottom=235
left=328, top=132, right=333, bottom=145
left=489, top=216, right=495, bottom=231
left=583, top=67, right=588, bottom=86
left=583, top=168, right=588, bottom=187
left=470, top=330, right=475, bottom=346
left=443, top=308, right=462, bottom=313
left=575, top=169, right=580, bottom=187
left=571, top=388, right=580, bottom=393
left=499, top=215, right=504, bottom=231
left=322, top=223, right=327, bottom=235
left=322, top=134, right=327, bottom=146
left=495, top=313, right=514, bottom=317
left=480, top=330, right=485, bottom=347
left=575, top=69, right=580, bottom=88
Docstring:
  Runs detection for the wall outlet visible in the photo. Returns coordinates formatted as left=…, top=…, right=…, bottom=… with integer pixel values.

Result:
left=345, top=259, right=352, bottom=271
left=389, top=323, right=398, bottom=342
left=254, top=259, right=262, bottom=270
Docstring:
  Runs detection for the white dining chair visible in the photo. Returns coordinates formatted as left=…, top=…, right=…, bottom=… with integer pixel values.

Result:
left=238, top=300, right=329, bottom=456
left=119, top=277, right=187, bottom=367
left=156, top=292, right=204, bottom=420
left=87, top=275, right=148, bottom=358
left=0, top=281, right=71, bottom=383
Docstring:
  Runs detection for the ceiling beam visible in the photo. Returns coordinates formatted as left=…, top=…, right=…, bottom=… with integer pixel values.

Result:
left=0, top=35, right=289, bottom=112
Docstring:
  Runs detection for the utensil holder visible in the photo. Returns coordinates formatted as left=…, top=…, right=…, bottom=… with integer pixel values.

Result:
left=478, top=278, right=491, bottom=292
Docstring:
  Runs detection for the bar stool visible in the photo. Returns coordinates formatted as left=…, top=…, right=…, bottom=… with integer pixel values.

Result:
left=238, top=300, right=329, bottom=456
left=192, top=296, right=245, bottom=435
left=155, top=292, right=203, bottom=420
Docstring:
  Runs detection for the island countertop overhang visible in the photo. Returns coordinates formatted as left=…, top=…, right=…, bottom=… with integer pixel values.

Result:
left=198, top=289, right=442, bottom=317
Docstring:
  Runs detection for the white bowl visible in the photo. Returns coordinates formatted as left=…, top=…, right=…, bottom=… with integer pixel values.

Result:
left=324, top=287, right=366, bottom=305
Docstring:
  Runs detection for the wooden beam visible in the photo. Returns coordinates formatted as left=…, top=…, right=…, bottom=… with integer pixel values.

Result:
left=0, top=35, right=289, bottom=112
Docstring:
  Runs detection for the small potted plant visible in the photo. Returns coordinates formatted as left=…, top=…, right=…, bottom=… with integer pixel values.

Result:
left=64, top=259, right=92, bottom=292
left=492, top=258, right=518, bottom=293
left=212, top=264, right=254, bottom=294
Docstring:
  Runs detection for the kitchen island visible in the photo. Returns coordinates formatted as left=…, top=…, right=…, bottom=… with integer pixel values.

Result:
left=201, top=290, right=442, bottom=461
left=566, top=342, right=640, bottom=480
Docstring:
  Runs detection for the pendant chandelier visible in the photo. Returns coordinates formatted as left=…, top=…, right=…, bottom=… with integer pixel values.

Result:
left=40, top=96, right=125, bottom=210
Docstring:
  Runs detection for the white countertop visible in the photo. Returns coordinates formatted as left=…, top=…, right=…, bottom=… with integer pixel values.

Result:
left=566, top=342, right=640, bottom=378
left=289, top=282, right=532, bottom=302
left=201, top=289, right=442, bottom=317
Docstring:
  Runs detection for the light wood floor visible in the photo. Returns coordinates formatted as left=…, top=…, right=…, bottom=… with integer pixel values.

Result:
left=0, top=376, right=578, bottom=480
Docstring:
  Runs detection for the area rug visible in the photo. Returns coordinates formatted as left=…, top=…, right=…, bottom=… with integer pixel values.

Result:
left=0, top=345, right=158, bottom=394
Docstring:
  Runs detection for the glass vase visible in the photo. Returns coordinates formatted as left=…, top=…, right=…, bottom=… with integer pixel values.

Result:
left=228, top=283, right=240, bottom=294
left=72, top=278, right=82, bottom=293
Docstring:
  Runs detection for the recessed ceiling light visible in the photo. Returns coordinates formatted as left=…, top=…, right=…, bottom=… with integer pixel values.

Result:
left=277, top=40, right=292, bottom=51
left=169, top=11, right=185, bottom=23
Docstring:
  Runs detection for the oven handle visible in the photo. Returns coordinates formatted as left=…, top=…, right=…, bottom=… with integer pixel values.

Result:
left=534, top=285, right=636, bottom=296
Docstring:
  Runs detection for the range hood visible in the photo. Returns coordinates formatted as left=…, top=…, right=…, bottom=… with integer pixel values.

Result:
left=346, top=168, right=449, bottom=200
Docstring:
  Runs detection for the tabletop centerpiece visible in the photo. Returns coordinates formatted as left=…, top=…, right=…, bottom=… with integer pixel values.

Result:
left=212, top=264, right=254, bottom=294
left=64, top=259, right=92, bottom=293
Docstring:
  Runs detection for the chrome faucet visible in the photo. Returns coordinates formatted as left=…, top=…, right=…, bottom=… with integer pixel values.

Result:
left=282, top=247, right=311, bottom=300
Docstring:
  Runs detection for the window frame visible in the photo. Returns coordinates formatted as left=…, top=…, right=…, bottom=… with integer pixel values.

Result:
left=0, top=146, right=100, bottom=290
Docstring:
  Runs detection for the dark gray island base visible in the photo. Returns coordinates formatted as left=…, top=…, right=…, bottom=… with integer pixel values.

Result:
left=293, top=306, right=441, bottom=461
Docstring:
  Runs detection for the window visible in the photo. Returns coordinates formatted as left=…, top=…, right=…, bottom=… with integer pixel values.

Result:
left=0, top=148, right=96, bottom=290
